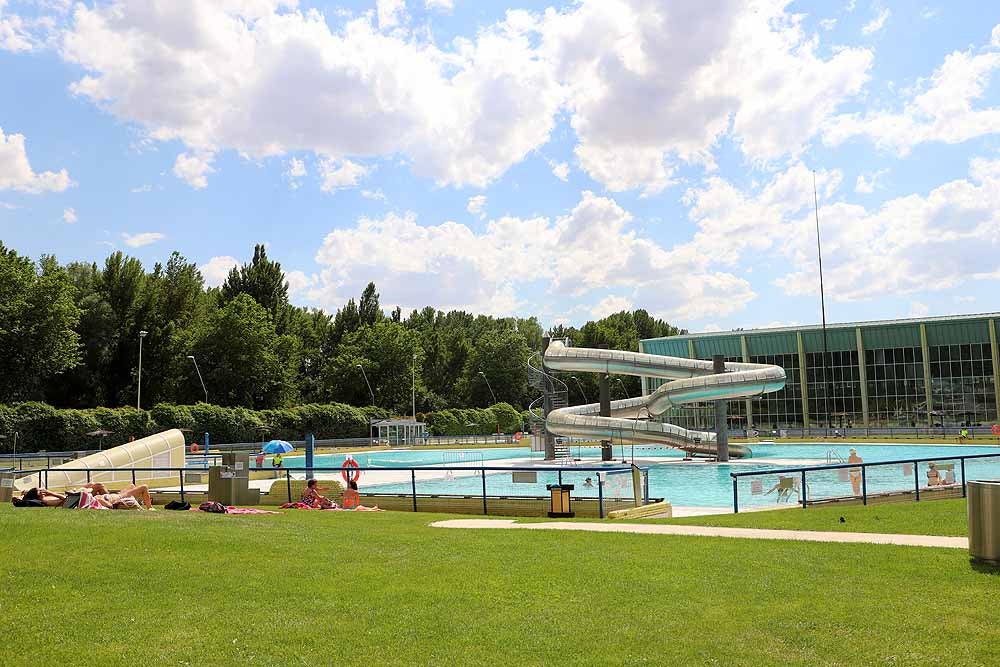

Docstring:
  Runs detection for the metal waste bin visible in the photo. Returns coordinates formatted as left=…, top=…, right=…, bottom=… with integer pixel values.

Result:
left=968, top=480, right=1000, bottom=565
left=546, top=484, right=574, bottom=518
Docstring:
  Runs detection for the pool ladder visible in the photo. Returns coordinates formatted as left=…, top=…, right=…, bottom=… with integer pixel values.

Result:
left=826, top=449, right=845, bottom=464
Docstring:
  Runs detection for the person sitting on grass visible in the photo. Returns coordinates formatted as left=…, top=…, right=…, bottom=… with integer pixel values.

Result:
left=301, top=479, right=337, bottom=509
left=343, top=480, right=381, bottom=511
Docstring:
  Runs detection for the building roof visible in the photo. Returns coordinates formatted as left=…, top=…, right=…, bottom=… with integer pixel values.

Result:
left=642, top=312, right=1000, bottom=343
left=370, top=418, right=426, bottom=427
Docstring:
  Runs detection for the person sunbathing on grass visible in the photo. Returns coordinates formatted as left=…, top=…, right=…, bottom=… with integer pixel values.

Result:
left=301, top=479, right=337, bottom=509
left=91, top=483, right=154, bottom=510
left=11, top=487, right=66, bottom=507
left=343, top=480, right=381, bottom=511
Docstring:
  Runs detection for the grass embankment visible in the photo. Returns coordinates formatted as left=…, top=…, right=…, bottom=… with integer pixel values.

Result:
left=657, top=498, right=971, bottom=536
left=3, top=504, right=998, bottom=666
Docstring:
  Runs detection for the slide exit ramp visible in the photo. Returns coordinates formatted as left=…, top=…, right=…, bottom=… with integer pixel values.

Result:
left=542, top=340, right=786, bottom=458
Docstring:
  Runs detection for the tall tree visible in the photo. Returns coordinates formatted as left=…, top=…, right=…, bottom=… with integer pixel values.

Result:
left=221, top=244, right=289, bottom=330
left=358, top=282, right=382, bottom=326
left=0, top=245, right=81, bottom=401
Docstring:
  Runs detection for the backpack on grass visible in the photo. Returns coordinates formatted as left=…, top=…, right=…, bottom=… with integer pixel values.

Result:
left=198, top=501, right=227, bottom=514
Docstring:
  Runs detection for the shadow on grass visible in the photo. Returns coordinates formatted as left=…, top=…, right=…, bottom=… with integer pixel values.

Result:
left=969, top=558, right=1000, bottom=575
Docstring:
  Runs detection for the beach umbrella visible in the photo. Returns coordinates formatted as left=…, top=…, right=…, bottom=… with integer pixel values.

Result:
left=262, top=440, right=294, bottom=454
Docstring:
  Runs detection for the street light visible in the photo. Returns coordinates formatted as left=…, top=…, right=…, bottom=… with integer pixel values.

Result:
left=411, top=353, right=417, bottom=422
left=187, top=355, right=208, bottom=403
left=614, top=376, right=630, bottom=399
left=137, top=330, right=148, bottom=409
left=478, top=371, right=497, bottom=405
left=570, top=376, right=588, bottom=404
left=356, top=363, right=375, bottom=405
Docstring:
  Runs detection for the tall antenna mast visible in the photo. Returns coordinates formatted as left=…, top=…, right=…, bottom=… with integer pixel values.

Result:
left=813, top=170, right=831, bottom=435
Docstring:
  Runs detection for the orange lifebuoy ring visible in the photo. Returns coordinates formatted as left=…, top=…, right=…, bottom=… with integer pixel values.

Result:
left=514, top=431, right=523, bottom=442
left=992, top=424, right=1000, bottom=435
left=189, top=443, right=200, bottom=454
left=341, top=458, right=360, bottom=483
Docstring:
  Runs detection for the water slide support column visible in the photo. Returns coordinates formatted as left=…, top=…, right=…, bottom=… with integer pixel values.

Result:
left=856, top=327, right=870, bottom=427
left=920, top=324, right=934, bottom=427
left=713, top=355, right=730, bottom=462
left=600, top=373, right=612, bottom=462
left=740, top=335, right=753, bottom=431
left=542, top=337, right=555, bottom=460
left=797, top=332, right=810, bottom=429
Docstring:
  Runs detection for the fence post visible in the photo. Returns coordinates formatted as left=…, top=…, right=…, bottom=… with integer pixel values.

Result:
left=481, top=467, right=488, bottom=515
left=132, top=469, right=136, bottom=485
left=732, top=476, right=739, bottom=513
left=558, top=470, right=563, bottom=486
left=914, top=462, right=920, bottom=501
left=861, top=465, right=867, bottom=505
left=179, top=469, right=185, bottom=503
left=411, top=469, right=417, bottom=512
left=285, top=469, right=292, bottom=504
left=598, top=475, right=605, bottom=518
left=800, top=470, right=807, bottom=509
left=961, top=458, right=967, bottom=498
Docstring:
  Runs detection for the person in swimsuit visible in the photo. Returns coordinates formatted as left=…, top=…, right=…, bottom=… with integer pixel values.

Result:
left=926, top=462, right=941, bottom=487
left=96, top=483, right=153, bottom=509
left=11, top=488, right=66, bottom=507
left=301, top=479, right=336, bottom=509
left=847, top=448, right=863, bottom=495
left=343, top=480, right=380, bottom=511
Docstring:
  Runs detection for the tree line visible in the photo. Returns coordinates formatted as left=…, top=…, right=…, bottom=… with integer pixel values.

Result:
left=0, top=241, right=684, bottom=416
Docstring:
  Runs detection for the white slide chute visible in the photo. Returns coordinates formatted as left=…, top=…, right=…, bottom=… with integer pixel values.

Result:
left=542, top=340, right=786, bottom=457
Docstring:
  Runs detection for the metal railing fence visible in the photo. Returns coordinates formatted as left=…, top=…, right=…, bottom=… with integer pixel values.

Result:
left=730, top=451, right=1000, bottom=513
left=11, top=464, right=650, bottom=519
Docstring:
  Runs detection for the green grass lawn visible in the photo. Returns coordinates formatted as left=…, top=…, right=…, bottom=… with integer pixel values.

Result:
left=2, top=504, right=998, bottom=666
left=656, top=498, right=972, bottom=537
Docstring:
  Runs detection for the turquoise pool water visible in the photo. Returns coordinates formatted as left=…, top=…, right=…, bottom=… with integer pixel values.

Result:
left=277, top=443, right=1000, bottom=508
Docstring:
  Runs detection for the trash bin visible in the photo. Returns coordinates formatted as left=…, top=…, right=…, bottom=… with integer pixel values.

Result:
left=968, top=480, right=1000, bottom=565
left=546, top=484, right=574, bottom=518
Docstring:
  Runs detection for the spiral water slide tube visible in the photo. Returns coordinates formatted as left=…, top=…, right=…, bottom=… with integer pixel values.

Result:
left=542, top=340, right=786, bottom=458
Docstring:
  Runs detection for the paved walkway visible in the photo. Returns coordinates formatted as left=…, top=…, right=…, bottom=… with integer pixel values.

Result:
left=430, top=519, right=969, bottom=549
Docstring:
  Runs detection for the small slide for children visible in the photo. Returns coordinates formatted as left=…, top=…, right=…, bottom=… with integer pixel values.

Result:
left=542, top=340, right=786, bottom=458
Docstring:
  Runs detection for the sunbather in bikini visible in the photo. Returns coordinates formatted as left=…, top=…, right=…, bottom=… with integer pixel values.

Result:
left=11, top=487, right=66, bottom=507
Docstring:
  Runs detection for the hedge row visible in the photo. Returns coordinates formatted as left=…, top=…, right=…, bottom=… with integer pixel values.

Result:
left=0, top=401, right=532, bottom=453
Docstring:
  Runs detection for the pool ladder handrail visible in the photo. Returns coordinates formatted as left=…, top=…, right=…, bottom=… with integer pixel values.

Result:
left=826, top=449, right=845, bottom=464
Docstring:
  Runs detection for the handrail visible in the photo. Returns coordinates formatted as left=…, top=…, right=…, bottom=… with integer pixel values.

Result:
left=14, top=464, right=644, bottom=475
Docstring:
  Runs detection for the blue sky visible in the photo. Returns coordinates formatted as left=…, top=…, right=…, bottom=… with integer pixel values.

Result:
left=1, top=0, right=999, bottom=332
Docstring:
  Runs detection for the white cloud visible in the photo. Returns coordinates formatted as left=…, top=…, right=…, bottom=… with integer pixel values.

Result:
left=702, top=323, right=723, bottom=333
left=199, top=255, right=240, bottom=287
left=846, top=1, right=857, bottom=12
left=590, top=295, right=633, bottom=319
left=130, top=184, right=152, bottom=193
left=854, top=168, right=888, bottom=193
left=307, top=190, right=754, bottom=320
left=172, top=152, right=215, bottom=189
left=920, top=8, right=939, bottom=20
left=285, top=157, right=306, bottom=189
left=425, top=0, right=453, bottom=12
left=0, top=1, right=33, bottom=52
left=285, top=269, right=316, bottom=296
left=819, top=18, right=837, bottom=31
left=122, top=231, right=165, bottom=248
left=908, top=301, right=930, bottom=318
left=466, top=194, right=487, bottom=219
left=376, top=0, right=406, bottom=29
left=954, top=295, right=976, bottom=304
left=318, top=158, right=370, bottom=192
left=56, top=0, right=872, bottom=195
left=549, top=160, right=570, bottom=182
left=62, top=207, right=77, bottom=224
left=826, top=30, right=1000, bottom=154
left=992, top=24, right=1000, bottom=48
left=361, top=188, right=387, bottom=202
left=0, top=127, right=73, bottom=193
left=862, top=8, right=890, bottom=35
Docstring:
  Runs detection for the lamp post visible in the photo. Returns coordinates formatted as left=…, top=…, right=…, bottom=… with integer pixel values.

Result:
left=614, top=377, right=630, bottom=399
left=187, top=355, right=208, bottom=403
left=478, top=371, right=497, bottom=405
left=570, top=376, right=589, bottom=404
left=813, top=171, right=831, bottom=436
left=357, top=363, right=375, bottom=406
left=411, top=353, right=417, bottom=422
left=137, top=330, right=148, bottom=409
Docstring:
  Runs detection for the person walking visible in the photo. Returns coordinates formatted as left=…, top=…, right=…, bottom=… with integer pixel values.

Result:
left=847, top=448, right=863, bottom=496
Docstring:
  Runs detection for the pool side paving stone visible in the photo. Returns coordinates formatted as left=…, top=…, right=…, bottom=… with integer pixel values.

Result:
left=429, top=519, right=970, bottom=549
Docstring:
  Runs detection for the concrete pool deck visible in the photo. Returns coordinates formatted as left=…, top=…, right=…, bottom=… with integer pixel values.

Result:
left=430, top=519, right=970, bottom=549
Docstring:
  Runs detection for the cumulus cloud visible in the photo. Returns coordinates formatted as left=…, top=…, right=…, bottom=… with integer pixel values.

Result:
left=825, top=29, right=1000, bottom=154
left=425, top=0, right=454, bottom=12
left=819, top=18, right=837, bottom=31
left=0, top=1, right=33, bottom=52
left=285, top=157, right=306, bottom=188
left=172, top=152, right=215, bottom=189
left=361, top=188, right=387, bottom=201
left=549, top=160, right=570, bottom=182
left=862, top=8, right=890, bottom=35
left=306, top=190, right=754, bottom=320
left=130, top=184, right=152, bottom=193
left=198, top=255, right=239, bottom=287
left=62, top=207, right=76, bottom=223
left=122, top=231, right=165, bottom=247
left=318, top=157, right=370, bottom=192
left=466, top=194, right=487, bottom=219
left=54, top=0, right=874, bottom=195
left=0, top=127, right=73, bottom=193
left=590, top=295, right=634, bottom=319
left=855, top=168, right=887, bottom=193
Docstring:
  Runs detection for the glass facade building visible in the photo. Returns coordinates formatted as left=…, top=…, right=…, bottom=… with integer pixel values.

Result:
left=639, top=314, right=1000, bottom=430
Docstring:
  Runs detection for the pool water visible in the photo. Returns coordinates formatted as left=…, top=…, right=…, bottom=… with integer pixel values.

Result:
left=278, top=443, right=1000, bottom=508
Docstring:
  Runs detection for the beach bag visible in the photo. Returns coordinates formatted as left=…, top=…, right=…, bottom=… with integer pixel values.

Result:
left=61, top=492, right=82, bottom=509
left=164, top=500, right=192, bottom=511
left=199, top=501, right=227, bottom=514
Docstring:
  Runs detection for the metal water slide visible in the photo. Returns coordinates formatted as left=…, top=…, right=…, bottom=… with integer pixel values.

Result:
left=540, top=340, right=786, bottom=458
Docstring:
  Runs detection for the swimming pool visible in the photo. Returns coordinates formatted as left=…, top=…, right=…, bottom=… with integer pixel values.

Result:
left=278, top=443, right=1000, bottom=509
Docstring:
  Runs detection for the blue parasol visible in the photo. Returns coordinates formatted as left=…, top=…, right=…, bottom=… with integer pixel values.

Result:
left=262, top=440, right=294, bottom=454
